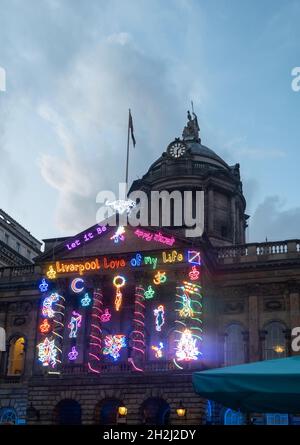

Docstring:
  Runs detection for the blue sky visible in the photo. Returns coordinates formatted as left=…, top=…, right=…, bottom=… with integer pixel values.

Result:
left=0, top=0, right=299, bottom=242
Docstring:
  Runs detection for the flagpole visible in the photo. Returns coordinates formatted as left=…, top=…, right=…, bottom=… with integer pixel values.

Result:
left=125, top=108, right=130, bottom=196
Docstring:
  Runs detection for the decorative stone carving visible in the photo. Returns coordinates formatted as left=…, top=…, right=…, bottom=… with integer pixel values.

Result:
left=223, top=300, right=244, bottom=314
left=264, top=298, right=285, bottom=312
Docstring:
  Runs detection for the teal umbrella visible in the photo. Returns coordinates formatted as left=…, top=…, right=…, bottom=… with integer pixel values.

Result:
left=193, top=356, right=300, bottom=413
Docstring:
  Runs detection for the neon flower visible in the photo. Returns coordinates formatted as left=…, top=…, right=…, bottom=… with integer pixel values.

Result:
left=39, top=319, right=51, bottom=334
left=39, top=278, right=49, bottom=293
left=100, top=308, right=112, bottom=323
left=176, top=329, right=200, bottom=362
left=42, top=293, right=60, bottom=318
left=144, top=285, right=155, bottom=300
left=68, top=346, right=79, bottom=361
left=37, top=337, right=57, bottom=368
left=103, top=334, right=126, bottom=361
left=153, top=305, right=165, bottom=332
left=189, top=266, right=200, bottom=281
left=46, top=265, right=56, bottom=279
left=113, top=275, right=126, bottom=311
left=68, top=311, right=82, bottom=338
left=153, top=271, right=167, bottom=285
left=151, top=342, right=164, bottom=358
left=81, top=293, right=91, bottom=307
left=71, top=277, right=84, bottom=293
left=110, top=226, right=126, bottom=243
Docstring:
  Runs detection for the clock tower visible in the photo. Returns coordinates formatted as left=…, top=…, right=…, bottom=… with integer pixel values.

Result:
left=129, top=111, right=248, bottom=247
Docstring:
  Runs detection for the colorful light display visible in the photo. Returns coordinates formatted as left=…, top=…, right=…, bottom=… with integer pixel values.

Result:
left=37, top=337, right=58, bottom=368
left=151, top=342, right=164, bottom=358
left=179, top=294, right=194, bottom=318
left=110, top=226, right=126, bottom=243
left=103, top=334, right=126, bottom=361
left=42, top=293, right=60, bottom=318
left=153, top=271, right=167, bottom=285
left=88, top=289, right=103, bottom=374
left=153, top=305, right=165, bottom=332
left=113, top=275, right=126, bottom=311
left=81, top=293, right=91, bottom=307
left=68, top=311, right=82, bottom=338
left=129, top=285, right=146, bottom=372
left=130, top=253, right=158, bottom=270
left=46, top=265, right=56, bottom=279
left=100, top=308, right=111, bottom=322
left=144, top=285, right=155, bottom=300
left=65, top=225, right=107, bottom=251
left=187, top=250, right=201, bottom=265
left=134, top=229, right=175, bottom=246
left=39, top=278, right=49, bottom=293
left=162, top=250, right=183, bottom=264
left=68, top=346, right=79, bottom=361
left=39, top=319, right=51, bottom=334
left=175, top=329, right=200, bottom=362
left=189, top=265, right=200, bottom=281
left=71, top=277, right=85, bottom=293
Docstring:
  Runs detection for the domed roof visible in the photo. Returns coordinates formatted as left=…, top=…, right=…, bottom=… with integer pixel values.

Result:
left=183, top=140, right=229, bottom=170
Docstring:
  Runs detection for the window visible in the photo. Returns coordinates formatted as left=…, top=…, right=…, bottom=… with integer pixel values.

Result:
left=7, top=337, right=25, bottom=376
left=224, top=409, right=245, bottom=425
left=4, top=233, right=9, bottom=245
left=224, top=323, right=245, bottom=366
left=266, top=413, right=289, bottom=425
left=0, top=408, right=17, bottom=425
left=264, top=321, right=286, bottom=360
left=96, top=399, right=122, bottom=425
left=16, top=242, right=21, bottom=253
left=140, top=398, right=170, bottom=425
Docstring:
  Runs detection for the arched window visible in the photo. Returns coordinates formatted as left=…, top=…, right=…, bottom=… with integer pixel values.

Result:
left=95, top=399, right=122, bottom=425
left=140, top=398, right=170, bottom=425
left=0, top=408, right=18, bottom=425
left=7, top=337, right=25, bottom=376
left=265, top=413, right=289, bottom=425
left=264, top=321, right=286, bottom=360
left=224, top=324, right=245, bottom=366
left=224, top=408, right=245, bottom=425
left=53, top=399, right=81, bottom=425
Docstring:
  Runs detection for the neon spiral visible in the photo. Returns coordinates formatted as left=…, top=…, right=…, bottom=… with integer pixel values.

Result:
left=88, top=289, right=103, bottom=374
left=129, top=285, right=145, bottom=372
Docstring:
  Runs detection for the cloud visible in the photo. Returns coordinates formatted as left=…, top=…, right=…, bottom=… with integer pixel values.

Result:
left=249, top=195, right=300, bottom=242
left=37, top=33, right=186, bottom=234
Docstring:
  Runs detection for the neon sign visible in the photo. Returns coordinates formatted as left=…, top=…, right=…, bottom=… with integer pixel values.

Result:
left=42, top=293, right=60, bottom=318
left=66, top=225, right=107, bottom=251
left=100, top=308, right=112, bottom=322
left=80, top=293, right=91, bottom=307
left=46, top=265, right=56, bottom=279
left=144, top=285, right=155, bottom=300
left=103, top=334, right=126, bottom=361
left=130, top=253, right=158, bottom=270
left=113, top=275, right=126, bottom=311
left=71, top=277, right=85, bottom=293
left=47, top=257, right=127, bottom=277
left=189, top=265, right=200, bottom=281
left=68, top=311, right=82, bottom=338
left=151, top=342, right=164, bottom=358
left=110, top=226, right=126, bottom=243
left=153, top=305, right=165, bottom=332
left=162, top=250, right=183, bottom=263
left=68, top=346, right=79, bottom=361
left=37, top=337, right=58, bottom=368
left=39, top=319, right=51, bottom=334
left=39, top=278, right=49, bottom=293
left=187, top=250, right=201, bottom=265
left=153, top=271, right=167, bottom=285
left=175, top=329, right=200, bottom=362
left=134, top=229, right=175, bottom=246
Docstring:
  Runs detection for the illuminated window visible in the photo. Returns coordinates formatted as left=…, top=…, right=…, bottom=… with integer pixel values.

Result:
left=224, top=324, right=245, bottom=366
left=264, top=321, right=286, bottom=360
left=224, top=408, right=245, bottom=425
left=7, top=337, right=25, bottom=376
left=265, top=413, right=289, bottom=425
left=0, top=408, right=17, bottom=425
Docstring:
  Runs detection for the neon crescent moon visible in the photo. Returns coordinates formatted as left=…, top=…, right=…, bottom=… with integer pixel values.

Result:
left=71, top=278, right=84, bottom=293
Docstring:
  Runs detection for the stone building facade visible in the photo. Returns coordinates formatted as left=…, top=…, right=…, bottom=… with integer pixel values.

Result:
left=0, top=114, right=299, bottom=426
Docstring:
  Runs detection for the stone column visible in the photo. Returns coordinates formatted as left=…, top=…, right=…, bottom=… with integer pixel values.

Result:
left=248, top=295, right=260, bottom=362
left=231, top=196, right=236, bottom=244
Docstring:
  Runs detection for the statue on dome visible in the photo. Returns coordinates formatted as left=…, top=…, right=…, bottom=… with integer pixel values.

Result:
left=182, top=110, right=200, bottom=141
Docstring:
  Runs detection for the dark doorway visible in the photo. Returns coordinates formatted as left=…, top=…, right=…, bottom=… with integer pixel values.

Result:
left=141, top=397, right=170, bottom=425
left=54, top=399, right=81, bottom=425
left=96, top=399, right=122, bottom=425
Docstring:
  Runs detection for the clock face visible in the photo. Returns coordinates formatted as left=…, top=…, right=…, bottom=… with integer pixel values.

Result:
left=168, top=142, right=186, bottom=158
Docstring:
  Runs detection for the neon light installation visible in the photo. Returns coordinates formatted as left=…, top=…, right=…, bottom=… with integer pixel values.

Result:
left=110, top=226, right=126, bottom=243
left=187, top=250, right=201, bottom=265
left=68, top=346, right=79, bottom=361
left=151, top=342, right=164, bottom=358
left=68, top=311, right=82, bottom=338
left=179, top=294, right=194, bottom=318
left=129, top=285, right=146, bottom=372
left=113, top=275, right=126, bottom=311
left=65, top=225, right=107, bottom=252
left=100, top=308, right=111, bottom=322
left=175, top=329, right=200, bottom=362
left=162, top=250, right=183, bottom=263
left=144, top=285, right=155, bottom=300
left=81, top=293, right=91, bottom=307
left=130, top=253, right=158, bottom=270
left=153, top=305, right=165, bottom=332
left=71, top=277, right=84, bottom=293
left=37, top=337, right=58, bottom=368
left=46, top=265, right=56, bottom=279
left=105, top=199, right=136, bottom=215
left=88, top=289, right=103, bottom=374
left=39, top=319, right=51, bottom=334
left=39, top=278, right=49, bottom=293
left=103, top=334, right=126, bottom=361
left=153, top=271, right=167, bottom=285
left=42, top=293, right=60, bottom=318
left=134, top=229, right=175, bottom=246
left=189, top=265, right=200, bottom=281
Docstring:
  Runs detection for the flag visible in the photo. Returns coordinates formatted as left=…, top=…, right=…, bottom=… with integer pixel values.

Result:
left=129, top=109, right=136, bottom=147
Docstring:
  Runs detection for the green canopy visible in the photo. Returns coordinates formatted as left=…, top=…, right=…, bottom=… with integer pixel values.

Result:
left=193, top=356, right=300, bottom=413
